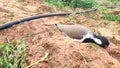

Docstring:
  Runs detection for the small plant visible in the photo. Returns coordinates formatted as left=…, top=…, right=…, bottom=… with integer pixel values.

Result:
left=89, top=43, right=99, bottom=51
left=108, top=0, right=119, bottom=4
left=45, top=0, right=65, bottom=8
left=102, top=13, right=120, bottom=23
left=45, top=0, right=97, bottom=8
left=17, top=0, right=25, bottom=2
left=0, top=38, right=26, bottom=68
left=0, top=19, right=8, bottom=24
left=70, top=0, right=97, bottom=8
left=93, top=28, right=100, bottom=35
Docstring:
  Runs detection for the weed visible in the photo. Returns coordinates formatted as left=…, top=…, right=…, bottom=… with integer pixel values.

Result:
left=17, top=0, right=25, bottom=2
left=45, top=0, right=97, bottom=8
left=118, top=29, right=120, bottom=35
left=68, top=16, right=77, bottom=24
left=103, top=21, right=109, bottom=26
left=93, top=28, right=100, bottom=35
left=25, top=52, right=49, bottom=68
left=97, top=6, right=108, bottom=13
left=108, top=0, right=120, bottom=5
left=45, top=0, right=65, bottom=8
left=0, top=38, right=26, bottom=68
left=89, top=43, right=99, bottom=52
left=0, top=19, right=8, bottom=24
left=102, top=13, right=120, bottom=23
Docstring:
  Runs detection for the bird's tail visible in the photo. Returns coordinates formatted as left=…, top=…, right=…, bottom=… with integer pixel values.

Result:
left=54, top=24, right=63, bottom=32
left=54, top=24, right=58, bottom=27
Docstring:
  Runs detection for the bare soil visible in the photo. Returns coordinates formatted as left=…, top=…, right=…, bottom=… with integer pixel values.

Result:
left=0, top=0, right=120, bottom=68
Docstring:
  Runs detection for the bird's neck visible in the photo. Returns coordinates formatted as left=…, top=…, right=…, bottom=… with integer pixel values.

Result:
left=83, top=34, right=102, bottom=45
left=92, top=34, right=102, bottom=45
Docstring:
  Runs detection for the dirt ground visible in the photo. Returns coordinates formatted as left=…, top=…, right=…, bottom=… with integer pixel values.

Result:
left=0, top=0, right=120, bottom=68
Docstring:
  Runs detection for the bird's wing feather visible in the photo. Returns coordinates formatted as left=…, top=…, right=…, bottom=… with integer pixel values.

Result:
left=56, top=24, right=91, bottom=39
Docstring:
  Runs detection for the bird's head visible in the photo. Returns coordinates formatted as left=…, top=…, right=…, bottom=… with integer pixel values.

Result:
left=93, top=35, right=110, bottom=52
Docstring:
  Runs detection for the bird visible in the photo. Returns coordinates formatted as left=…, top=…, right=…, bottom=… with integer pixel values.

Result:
left=55, top=24, right=109, bottom=52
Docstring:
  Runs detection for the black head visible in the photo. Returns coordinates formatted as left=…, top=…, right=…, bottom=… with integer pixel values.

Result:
left=93, top=35, right=109, bottom=49
left=83, top=34, right=109, bottom=49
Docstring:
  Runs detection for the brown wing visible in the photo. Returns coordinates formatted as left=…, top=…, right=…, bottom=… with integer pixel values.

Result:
left=56, top=24, right=91, bottom=39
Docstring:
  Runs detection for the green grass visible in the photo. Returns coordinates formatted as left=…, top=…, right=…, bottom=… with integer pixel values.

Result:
left=102, top=13, right=120, bottom=23
left=45, top=0, right=97, bottom=8
left=0, top=38, right=26, bottom=68
left=89, top=43, right=99, bottom=52
left=45, top=0, right=65, bottom=8
left=108, top=0, right=120, bottom=5
left=0, top=19, right=8, bottom=24
left=17, top=0, right=25, bottom=2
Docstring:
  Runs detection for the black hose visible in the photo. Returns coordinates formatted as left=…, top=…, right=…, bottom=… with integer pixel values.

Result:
left=0, top=8, right=97, bottom=30
left=0, top=5, right=115, bottom=30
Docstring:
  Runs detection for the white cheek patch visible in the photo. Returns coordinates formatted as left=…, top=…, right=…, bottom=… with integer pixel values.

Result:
left=93, top=38, right=102, bottom=45
left=89, top=33, right=102, bottom=45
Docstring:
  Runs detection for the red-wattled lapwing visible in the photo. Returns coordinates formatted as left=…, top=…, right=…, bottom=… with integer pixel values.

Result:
left=55, top=24, right=109, bottom=52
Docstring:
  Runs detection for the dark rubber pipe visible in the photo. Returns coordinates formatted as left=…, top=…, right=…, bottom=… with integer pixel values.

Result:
left=0, top=8, right=97, bottom=30
left=0, top=5, right=115, bottom=30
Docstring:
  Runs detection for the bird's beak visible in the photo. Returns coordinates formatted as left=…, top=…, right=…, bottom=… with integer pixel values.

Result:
left=105, top=46, right=110, bottom=52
